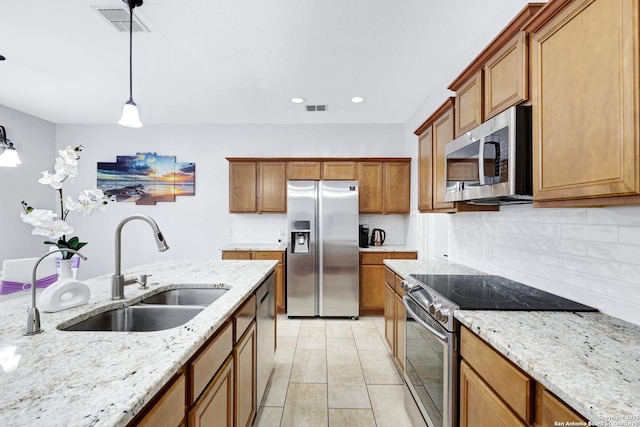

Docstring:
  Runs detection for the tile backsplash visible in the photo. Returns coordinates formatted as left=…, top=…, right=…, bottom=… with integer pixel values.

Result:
left=448, top=204, right=640, bottom=326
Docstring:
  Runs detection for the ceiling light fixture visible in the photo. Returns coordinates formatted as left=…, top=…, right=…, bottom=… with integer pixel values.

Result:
left=290, top=98, right=305, bottom=104
left=118, top=0, right=144, bottom=128
left=0, top=126, right=22, bottom=168
left=350, top=96, right=365, bottom=103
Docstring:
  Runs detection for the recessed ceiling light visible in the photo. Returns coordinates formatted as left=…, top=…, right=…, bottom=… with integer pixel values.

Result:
left=291, top=97, right=305, bottom=104
left=350, top=96, right=365, bottom=103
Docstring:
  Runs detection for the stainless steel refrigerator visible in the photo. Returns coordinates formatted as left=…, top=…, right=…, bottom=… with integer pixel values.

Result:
left=287, top=180, right=359, bottom=318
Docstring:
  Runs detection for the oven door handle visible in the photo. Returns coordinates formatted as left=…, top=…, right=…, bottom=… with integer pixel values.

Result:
left=403, top=296, right=449, bottom=343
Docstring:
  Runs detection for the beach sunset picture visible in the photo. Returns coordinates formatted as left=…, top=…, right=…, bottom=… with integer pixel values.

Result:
left=97, top=152, right=195, bottom=205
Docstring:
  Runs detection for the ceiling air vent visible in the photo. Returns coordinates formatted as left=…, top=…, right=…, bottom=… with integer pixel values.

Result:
left=92, top=5, right=150, bottom=32
left=306, top=105, right=328, bottom=112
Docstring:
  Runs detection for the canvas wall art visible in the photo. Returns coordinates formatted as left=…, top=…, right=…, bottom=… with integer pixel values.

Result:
left=97, top=152, right=195, bottom=205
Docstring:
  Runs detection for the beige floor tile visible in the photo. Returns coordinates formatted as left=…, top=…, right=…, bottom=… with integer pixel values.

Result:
left=326, top=320, right=353, bottom=338
left=359, top=350, right=403, bottom=385
left=327, top=364, right=370, bottom=409
left=281, top=383, right=329, bottom=427
left=326, top=337, right=360, bottom=366
left=352, top=326, right=387, bottom=351
left=290, top=348, right=327, bottom=383
left=274, top=335, right=298, bottom=364
left=299, top=318, right=326, bottom=328
left=367, top=384, right=414, bottom=427
left=297, top=325, right=326, bottom=350
left=261, top=363, right=292, bottom=407
left=328, top=408, right=376, bottom=427
left=350, top=316, right=377, bottom=329
left=277, top=317, right=301, bottom=337
left=253, top=406, right=283, bottom=427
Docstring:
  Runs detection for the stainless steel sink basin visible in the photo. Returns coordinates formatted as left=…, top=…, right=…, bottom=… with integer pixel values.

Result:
left=63, top=305, right=204, bottom=332
left=138, top=287, right=228, bottom=306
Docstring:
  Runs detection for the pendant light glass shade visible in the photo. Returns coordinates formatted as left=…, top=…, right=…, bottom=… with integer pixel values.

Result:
left=118, top=99, right=143, bottom=128
left=0, top=146, right=21, bottom=167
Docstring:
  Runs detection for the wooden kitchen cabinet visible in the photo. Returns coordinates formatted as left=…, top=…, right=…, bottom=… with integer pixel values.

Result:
left=383, top=267, right=406, bottom=372
left=383, top=283, right=395, bottom=353
left=359, top=251, right=416, bottom=316
left=453, top=70, right=483, bottom=138
left=287, top=161, right=321, bottom=180
left=358, top=160, right=411, bottom=214
left=322, top=161, right=357, bottom=180
left=227, top=160, right=286, bottom=213
left=526, top=0, right=640, bottom=207
left=189, top=356, right=234, bottom=427
left=534, top=386, right=587, bottom=427
left=234, top=321, right=256, bottom=427
left=136, top=373, right=186, bottom=427
left=417, top=125, right=434, bottom=211
left=222, top=250, right=286, bottom=314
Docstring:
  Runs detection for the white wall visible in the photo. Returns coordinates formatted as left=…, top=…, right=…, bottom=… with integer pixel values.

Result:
left=0, top=105, right=56, bottom=260
left=54, top=123, right=405, bottom=279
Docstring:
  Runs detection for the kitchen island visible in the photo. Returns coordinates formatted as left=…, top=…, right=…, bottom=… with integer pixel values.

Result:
left=0, top=259, right=277, bottom=427
left=385, top=259, right=640, bottom=425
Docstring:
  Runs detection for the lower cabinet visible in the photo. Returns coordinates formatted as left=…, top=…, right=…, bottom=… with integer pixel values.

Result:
left=136, top=373, right=187, bottom=427
left=189, top=357, right=234, bottom=427
left=460, top=326, right=588, bottom=427
left=360, top=251, right=417, bottom=316
left=234, top=322, right=257, bottom=427
left=383, top=267, right=407, bottom=372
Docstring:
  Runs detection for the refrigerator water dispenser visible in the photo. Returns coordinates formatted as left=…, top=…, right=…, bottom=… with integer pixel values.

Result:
left=290, top=221, right=311, bottom=254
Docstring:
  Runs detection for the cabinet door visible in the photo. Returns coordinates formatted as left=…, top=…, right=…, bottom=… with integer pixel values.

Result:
left=287, top=161, right=321, bottom=180
left=535, top=387, right=587, bottom=427
left=137, top=373, right=186, bottom=427
left=455, top=70, right=483, bottom=138
left=432, top=107, right=456, bottom=210
left=359, top=264, right=385, bottom=315
left=257, top=162, right=286, bottom=213
left=383, top=283, right=395, bottom=354
left=322, top=161, right=357, bottom=180
left=383, top=161, right=410, bottom=213
left=418, top=127, right=433, bottom=212
left=358, top=162, right=384, bottom=213
left=229, top=162, right=257, bottom=213
left=189, top=357, right=234, bottom=427
left=234, top=322, right=256, bottom=427
left=484, top=32, right=527, bottom=120
left=222, top=251, right=252, bottom=260
left=394, top=292, right=405, bottom=372
left=275, top=263, right=285, bottom=314
left=530, top=0, right=640, bottom=204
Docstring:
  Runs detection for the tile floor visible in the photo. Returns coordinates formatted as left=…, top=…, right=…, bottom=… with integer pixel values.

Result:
left=253, top=315, right=414, bottom=427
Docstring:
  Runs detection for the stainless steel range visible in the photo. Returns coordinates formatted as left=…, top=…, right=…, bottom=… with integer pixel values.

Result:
left=401, top=274, right=596, bottom=427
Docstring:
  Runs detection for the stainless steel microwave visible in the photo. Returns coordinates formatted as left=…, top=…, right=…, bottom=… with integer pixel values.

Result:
left=444, top=105, right=532, bottom=205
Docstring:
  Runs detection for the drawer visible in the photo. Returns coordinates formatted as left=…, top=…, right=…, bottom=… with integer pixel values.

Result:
left=384, top=267, right=395, bottom=286
left=234, top=294, right=256, bottom=343
left=252, top=251, right=284, bottom=263
left=222, top=251, right=251, bottom=260
left=189, top=321, right=233, bottom=404
left=137, top=372, right=186, bottom=427
left=461, top=327, right=533, bottom=423
left=361, top=252, right=389, bottom=265
left=386, top=251, right=417, bottom=260
left=394, top=273, right=405, bottom=297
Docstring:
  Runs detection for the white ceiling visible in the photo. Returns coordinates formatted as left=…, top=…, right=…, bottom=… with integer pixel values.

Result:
left=0, top=0, right=535, bottom=125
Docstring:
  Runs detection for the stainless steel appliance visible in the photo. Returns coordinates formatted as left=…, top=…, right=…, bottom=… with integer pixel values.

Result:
left=256, top=273, right=275, bottom=406
left=444, top=105, right=532, bottom=205
left=370, top=228, right=386, bottom=246
left=287, top=180, right=359, bottom=318
left=401, top=274, right=596, bottom=427
left=359, top=224, right=370, bottom=248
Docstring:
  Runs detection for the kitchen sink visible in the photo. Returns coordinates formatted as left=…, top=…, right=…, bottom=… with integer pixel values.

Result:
left=138, top=287, right=228, bottom=306
left=63, top=305, right=204, bottom=332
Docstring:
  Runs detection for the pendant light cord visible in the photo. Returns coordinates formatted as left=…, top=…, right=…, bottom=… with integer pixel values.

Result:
left=128, top=4, right=133, bottom=102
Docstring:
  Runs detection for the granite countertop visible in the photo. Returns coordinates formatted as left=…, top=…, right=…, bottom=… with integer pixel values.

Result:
left=359, top=245, right=418, bottom=253
left=384, top=259, right=640, bottom=425
left=0, top=259, right=277, bottom=427
left=222, top=244, right=286, bottom=251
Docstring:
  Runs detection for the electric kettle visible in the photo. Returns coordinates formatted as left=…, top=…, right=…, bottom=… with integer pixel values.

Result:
left=370, top=228, right=386, bottom=246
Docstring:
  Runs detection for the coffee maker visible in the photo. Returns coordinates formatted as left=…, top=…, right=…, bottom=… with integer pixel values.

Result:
left=359, top=225, right=369, bottom=248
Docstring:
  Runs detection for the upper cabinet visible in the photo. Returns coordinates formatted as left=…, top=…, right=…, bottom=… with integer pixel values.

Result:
left=526, top=0, right=640, bottom=207
left=228, top=160, right=286, bottom=213
left=448, top=3, right=544, bottom=138
left=228, top=158, right=410, bottom=214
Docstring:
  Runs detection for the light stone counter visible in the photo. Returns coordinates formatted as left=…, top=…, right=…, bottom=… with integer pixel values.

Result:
left=221, top=244, right=286, bottom=251
left=384, top=259, right=640, bottom=425
left=0, top=259, right=277, bottom=427
left=360, top=245, right=418, bottom=253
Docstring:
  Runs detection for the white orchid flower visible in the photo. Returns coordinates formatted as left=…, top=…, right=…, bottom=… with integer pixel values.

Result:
left=20, top=209, right=58, bottom=226
left=58, top=146, right=80, bottom=166
left=38, top=170, right=65, bottom=189
left=66, top=189, right=110, bottom=217
left=54, top=157, right=78, bottom=179
left=31, top=220, right=74, bottom=240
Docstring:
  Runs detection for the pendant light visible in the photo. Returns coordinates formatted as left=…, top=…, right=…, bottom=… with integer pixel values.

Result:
left=118, top=0, right=144, bottom=128
left=0, top=125, right=21, bottom=167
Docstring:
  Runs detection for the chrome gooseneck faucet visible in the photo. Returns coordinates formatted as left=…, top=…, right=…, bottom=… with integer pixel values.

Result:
left=25, top=248, right=88, bottom=336
left=112, top=214, right=169, bottom=300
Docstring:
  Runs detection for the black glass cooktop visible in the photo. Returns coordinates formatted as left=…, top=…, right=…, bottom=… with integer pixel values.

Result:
left=409, top=274, right=597, bottom=311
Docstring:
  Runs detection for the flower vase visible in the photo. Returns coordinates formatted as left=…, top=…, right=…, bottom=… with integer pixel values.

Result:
left=39, top=259, right=90, bottom=313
